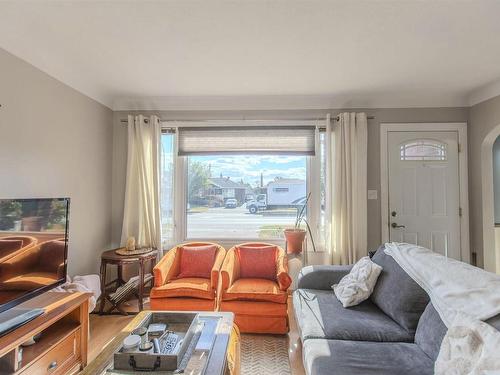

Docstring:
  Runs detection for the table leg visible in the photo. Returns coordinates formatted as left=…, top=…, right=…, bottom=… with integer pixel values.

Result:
left=117, top=263, right=123, bottom=286
left=99, top=260, right=107, bottom=315
left=138, top=259, right=145, bottom=311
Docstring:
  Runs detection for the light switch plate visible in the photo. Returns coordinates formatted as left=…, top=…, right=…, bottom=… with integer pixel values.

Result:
left=368, top=190, right=378, bottom=200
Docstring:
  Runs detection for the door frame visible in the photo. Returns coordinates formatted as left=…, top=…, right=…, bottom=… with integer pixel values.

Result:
left=380, top=122, right=470, bottom=263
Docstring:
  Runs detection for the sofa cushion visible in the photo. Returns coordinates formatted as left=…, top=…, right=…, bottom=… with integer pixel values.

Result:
left=414, top=305, right=500, bottom=363
left=150, top=277, right=214, bottom=300
left=223, top=278, right=287, bottom=304
left=370, top=245, right=430, bottom=333
left=415, top=303, right=448, bottom=361
left=303, top=339, right=434, bottom=375
left=293, top=289, right=414, bottom=342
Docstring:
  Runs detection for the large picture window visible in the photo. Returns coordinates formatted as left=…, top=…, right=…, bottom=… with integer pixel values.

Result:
left=160, top=122, right=325, bottom=248
left=186, top=154, right=307, bottom=239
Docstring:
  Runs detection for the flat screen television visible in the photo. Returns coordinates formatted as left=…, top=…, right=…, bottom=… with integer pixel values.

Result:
left=0, top=198, right=69, bottom=313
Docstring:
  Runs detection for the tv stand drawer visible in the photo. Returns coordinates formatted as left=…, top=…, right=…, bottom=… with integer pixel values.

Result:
left=21, top=328, right=81, bottom=375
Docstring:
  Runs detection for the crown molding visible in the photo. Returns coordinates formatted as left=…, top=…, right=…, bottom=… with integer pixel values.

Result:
left=468, top=79, right=500, bottom=106
left=112, top=93, right=469, bottom=111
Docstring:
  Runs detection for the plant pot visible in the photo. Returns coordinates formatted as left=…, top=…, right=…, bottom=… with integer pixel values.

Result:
left=284, top=228, right=307, bottom=254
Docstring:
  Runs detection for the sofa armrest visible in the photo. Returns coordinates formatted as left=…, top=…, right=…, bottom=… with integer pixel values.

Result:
left=153, top=246, right=181, bottom=287
left=221, top=249, right=239, bottom=291
left=276, top=247, right=292, bottom=291
left=211, top=246, right=226, bottom=290
left=297, top=265, right=353, bottom=290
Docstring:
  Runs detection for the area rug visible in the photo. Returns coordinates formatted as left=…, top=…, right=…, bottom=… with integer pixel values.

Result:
left=240, top=334, right=292, bottom=375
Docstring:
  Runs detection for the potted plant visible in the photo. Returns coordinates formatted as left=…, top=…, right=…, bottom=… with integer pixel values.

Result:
left=284, top=193, right=317, bottom=254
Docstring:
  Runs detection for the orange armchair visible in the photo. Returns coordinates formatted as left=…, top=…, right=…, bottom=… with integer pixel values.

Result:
left=0, top=239, right=66, bottom=291
left=219, top=242, right=292, bottom=334
left=150, top=242, right=226, bottom=311
left=0, top=236, right=38, bottom=262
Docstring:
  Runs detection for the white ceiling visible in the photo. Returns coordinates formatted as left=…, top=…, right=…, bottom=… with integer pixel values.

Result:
left=1, top=0, right=500, bottom=110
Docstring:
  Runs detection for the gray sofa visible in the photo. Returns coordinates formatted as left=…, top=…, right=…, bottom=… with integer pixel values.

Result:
left=293, top=246, right=500, bottom=375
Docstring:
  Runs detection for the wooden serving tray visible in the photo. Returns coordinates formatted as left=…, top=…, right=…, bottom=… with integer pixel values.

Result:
left=113, top=312, right=200, bottom=372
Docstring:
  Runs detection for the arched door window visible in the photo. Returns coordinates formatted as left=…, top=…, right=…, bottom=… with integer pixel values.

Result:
left=400, top=139, right=447, bottom=161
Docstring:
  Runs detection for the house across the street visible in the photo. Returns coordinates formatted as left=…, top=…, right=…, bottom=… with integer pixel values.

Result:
left=206, top=177, right=248, bottom=204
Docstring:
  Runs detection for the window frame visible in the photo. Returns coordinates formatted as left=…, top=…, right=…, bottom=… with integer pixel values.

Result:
left=163, top=120, right=325, bottom=251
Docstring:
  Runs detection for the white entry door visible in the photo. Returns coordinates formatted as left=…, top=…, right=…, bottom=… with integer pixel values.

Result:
left=388, top=131, right=461, bottom=259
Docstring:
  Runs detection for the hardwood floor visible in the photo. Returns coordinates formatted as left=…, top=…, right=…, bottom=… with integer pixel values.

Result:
left=88, top=296, right=306, bottom=374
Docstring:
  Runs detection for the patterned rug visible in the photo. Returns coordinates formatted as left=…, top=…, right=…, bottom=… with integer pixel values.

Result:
left=240, top=334, right=292, bottom=375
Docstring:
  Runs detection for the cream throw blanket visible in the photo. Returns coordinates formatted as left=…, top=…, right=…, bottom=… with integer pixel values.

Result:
left=51, top=274, right=101, bottom=312
left=435, top=312, right=500, bottom=374
left=384, top=243, right=500, bottom=374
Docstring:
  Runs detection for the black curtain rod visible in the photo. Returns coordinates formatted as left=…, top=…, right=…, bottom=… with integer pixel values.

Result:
left=120, top=115, right=375, bottom=124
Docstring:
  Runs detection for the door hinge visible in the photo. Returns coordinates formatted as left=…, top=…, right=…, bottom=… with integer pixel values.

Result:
left=459, top=207, right=463, bottom=217
left=458, top=143, right=461, bottom=153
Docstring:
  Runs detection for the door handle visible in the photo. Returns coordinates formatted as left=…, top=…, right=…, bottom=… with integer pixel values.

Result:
left=391, top=222, right=406, bottom=229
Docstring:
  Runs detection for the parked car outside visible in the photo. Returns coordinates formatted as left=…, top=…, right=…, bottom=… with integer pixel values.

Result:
left=225, top=198, right=238, bottom=208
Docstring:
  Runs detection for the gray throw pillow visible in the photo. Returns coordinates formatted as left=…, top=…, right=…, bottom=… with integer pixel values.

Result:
left=370, top=245, right=430, bottom=333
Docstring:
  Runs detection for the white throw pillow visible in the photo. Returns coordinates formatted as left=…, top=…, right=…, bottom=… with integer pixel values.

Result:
left=332, top=256, right=383, bottom=308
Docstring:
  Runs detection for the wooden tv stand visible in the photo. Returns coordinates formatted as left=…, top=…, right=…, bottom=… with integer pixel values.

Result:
left=0, top=292, right=91, bottom=374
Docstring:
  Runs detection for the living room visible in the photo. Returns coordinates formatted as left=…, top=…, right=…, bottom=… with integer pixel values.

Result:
left=0, top=1, right=499, bottom=374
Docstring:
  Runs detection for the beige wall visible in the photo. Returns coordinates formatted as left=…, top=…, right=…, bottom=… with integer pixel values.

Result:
left=468, top=94, right=500, bottom=269
left=2, top=41, right=497, bottom=274
left=0, top=48, right=113, bottom=276
left=112, top=107, right=468, bottom=255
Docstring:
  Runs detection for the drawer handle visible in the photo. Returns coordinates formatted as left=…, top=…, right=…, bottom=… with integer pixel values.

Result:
left=48, top=361, right=58, bottom=370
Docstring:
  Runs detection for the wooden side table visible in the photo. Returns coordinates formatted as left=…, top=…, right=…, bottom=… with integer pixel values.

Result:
left=99, top=248, right=158, bottom=315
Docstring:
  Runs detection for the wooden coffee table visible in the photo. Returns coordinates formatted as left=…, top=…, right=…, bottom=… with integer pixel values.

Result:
left=81, top=311, right=235, bottom=375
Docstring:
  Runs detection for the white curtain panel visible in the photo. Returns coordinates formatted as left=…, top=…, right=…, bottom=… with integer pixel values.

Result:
left=120, top=115, right=162, bottom=250
left=326, top=112, right=368, bottom=264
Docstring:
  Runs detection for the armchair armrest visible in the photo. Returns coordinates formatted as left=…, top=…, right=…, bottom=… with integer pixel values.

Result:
left=276, top=247, right=292, bottom=291
left=221, top=249, right=240, bottom=291
left=211, top=246, right=226, bottom=290
left=153, top=246, right=181, bottom=287
left=297, top=264, right=353, bottom=290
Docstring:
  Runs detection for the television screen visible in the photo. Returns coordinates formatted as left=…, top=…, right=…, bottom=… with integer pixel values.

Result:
left=0, top=198, right=69, bottom=313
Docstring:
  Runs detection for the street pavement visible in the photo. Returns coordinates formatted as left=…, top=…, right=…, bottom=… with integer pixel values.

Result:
left=187, top=205, right=295, bottom=238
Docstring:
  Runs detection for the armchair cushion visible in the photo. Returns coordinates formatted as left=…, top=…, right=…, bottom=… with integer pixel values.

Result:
left=0, top=272, right=59, bottom=291
left=237, top=245, right=277, bottom=281
left=150, top=277, right=213, bottom=300
left=223, top=278, right=288, bottom=304
left=177, top=244, right=217, bottom=279
left=0, top=240, right=23, bottom=253
left=154, top=242, right=225, bottom=290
